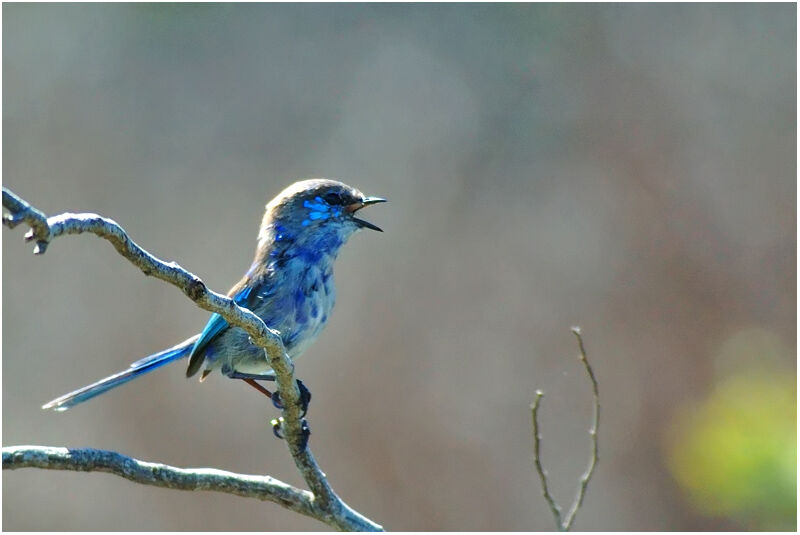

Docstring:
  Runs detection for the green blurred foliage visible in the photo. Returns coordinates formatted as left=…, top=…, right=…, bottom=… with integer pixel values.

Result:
left=667, top=329, right=796, bottom=530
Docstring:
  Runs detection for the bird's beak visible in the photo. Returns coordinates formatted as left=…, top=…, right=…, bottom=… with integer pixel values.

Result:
left=346, top=196, right=387, bottom=232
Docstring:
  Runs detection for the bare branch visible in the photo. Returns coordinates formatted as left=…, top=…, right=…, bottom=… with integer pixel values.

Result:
left=3, top=445, right=318, bottom=518
left=2, top=188, right=383, bottom=532
left=531, top=326, right=600, bottom=531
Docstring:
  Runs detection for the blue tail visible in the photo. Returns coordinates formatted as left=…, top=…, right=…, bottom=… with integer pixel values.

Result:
left=42, top=338, right=196, bottom=412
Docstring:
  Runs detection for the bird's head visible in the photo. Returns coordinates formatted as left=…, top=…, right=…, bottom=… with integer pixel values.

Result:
left=258, top=179, right=386, bottom=255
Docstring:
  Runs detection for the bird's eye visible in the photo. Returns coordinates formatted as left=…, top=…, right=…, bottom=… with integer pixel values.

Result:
left=323, top=192, right=342, bottom=205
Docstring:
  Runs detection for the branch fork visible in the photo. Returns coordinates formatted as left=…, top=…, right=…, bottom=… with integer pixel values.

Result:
left=531, top=326, right=600, bottom=531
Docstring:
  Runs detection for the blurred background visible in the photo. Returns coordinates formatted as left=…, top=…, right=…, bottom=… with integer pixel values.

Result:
left=3, top=3, right=795, bottom=531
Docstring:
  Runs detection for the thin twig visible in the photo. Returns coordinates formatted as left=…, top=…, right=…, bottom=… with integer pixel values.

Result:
left=562, top=327, right=599, bottom=530
left=2, top=188, right=382, bottom=532
left=531, top=326, right=600, bottom=531
left=531, top=390, right=563, bottom=525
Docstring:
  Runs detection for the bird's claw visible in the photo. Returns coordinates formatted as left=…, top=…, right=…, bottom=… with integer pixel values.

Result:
left=270, top=417, right=311, bottom=450
left=297, top=379, right=312, bottom=416
left=271, top=417, right=284, bottom=439
left=298, top=419, right=311, bottom=450
left=271, top=379, right=312, bottom=417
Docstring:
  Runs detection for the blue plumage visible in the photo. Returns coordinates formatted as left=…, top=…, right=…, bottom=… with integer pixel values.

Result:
left=42, top=179, right=385, bottom=411
left=43, top=343, right=193, bottom=411
left=186, top=285, right=253, bottom=369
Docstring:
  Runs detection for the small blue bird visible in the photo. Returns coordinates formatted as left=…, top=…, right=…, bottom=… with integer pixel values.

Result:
left=43, top=179, right=385, bottom=412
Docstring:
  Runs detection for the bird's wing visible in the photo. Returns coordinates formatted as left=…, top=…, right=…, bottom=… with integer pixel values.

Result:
left=185, top=285, right=253, bottom=378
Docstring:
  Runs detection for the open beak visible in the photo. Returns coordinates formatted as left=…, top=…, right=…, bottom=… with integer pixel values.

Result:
left=346, top=196, right=387, bottom=232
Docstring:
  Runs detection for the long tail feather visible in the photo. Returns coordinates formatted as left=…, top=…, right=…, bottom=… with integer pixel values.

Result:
left=42, top=337, right=197, bottom=411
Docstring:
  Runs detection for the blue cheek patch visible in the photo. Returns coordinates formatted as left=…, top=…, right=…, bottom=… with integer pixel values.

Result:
left=304, top=199, right=329, bottom=212
left=302, top=198, right=343, bottom=225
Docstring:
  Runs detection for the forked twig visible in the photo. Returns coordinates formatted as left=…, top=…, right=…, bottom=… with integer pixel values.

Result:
left=531, top=326, right=600, bottom=531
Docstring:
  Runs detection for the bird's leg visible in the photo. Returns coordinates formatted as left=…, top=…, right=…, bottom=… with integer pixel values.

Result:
left=242, top=378, right=274, bottom=399
left=240, top=379, right=311, bottom=449
left=227, top=370, right=277, bottom=400
left=229, top=370, right=309, bottom=416
left=271, top=379, right=312, bottom=417
left=228, top=371, right=276, bottom=381
left=232, top=373, right=309, bottom=413
left=271, top=380, right=312, bottom=450
left=231, top=370, right=311, bottom=447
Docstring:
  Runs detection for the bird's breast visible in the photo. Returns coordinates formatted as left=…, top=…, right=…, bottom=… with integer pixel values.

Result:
left=278, top=261, right=336, bottom=359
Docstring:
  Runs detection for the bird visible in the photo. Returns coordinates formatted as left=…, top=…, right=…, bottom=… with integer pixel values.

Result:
left=42, top=179, right=385, bottom=412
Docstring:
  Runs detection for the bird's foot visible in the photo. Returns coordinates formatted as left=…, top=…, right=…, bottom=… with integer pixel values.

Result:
left=271, top=379, right=312, bottom=417
left=271, top=417, right=311, bottom=450
left=271, top=417, right=284, bottom=439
